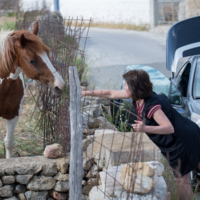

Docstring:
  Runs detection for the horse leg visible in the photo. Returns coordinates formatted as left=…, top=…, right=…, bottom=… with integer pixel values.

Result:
left=4, top=116, right=19, bottom=158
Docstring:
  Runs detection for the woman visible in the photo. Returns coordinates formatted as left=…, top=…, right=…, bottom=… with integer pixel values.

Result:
left=82, top=69, right=200, bottom=200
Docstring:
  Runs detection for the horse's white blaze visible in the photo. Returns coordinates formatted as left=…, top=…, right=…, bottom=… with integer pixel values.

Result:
left=4, top=72, right=24, bottom=158
left=7, top=67, right=22, bottom=80
left=0, top=78, right=4, bottom=84
left=37, top=53, right=65, bottom=89
left=0, top=30, right=13, bottom=55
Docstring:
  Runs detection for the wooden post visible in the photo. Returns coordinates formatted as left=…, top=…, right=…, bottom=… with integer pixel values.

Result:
left=69, top=66, right=83, bottom=200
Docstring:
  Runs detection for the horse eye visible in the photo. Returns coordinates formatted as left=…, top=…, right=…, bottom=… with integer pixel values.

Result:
left=30, top=60, right=36, bottom=65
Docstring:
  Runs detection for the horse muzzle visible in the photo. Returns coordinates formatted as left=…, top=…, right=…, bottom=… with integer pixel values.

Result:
left=54, top=86, right=63, bottom=95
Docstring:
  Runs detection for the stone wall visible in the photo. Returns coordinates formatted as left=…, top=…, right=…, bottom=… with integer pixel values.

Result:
left=178, top=0, right=200, bottom=21
left=0, top=156, right=70, bottom=200
left=0, top=96, right=167, bottom=200
left=0, top=155, right=167, bottom=200
left=186, top=0, right=200, bottom=18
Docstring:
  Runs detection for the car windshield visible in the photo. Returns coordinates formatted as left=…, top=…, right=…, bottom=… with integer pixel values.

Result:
left=122, top=65, right=182, bottom=105
left=193, top=61, right=200, bottom=99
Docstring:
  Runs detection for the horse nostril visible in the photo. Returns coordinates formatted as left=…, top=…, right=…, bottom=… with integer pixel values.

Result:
left=54, top=87, right=63, bottom=94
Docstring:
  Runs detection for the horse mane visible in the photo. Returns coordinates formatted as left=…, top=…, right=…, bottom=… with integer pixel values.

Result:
left=0, top=30, right=50, bottom=74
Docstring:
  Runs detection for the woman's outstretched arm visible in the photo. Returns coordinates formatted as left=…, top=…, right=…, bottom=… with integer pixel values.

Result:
left=81, top=89, right=132, bottom=99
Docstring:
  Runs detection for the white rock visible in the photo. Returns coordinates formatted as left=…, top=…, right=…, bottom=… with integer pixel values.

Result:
left=94, top=129, right=119, bottom=138
left=83, top=138, right=94, bottom=151
left=120, top=172, right=154, bottom=194
left=89, top=186, right=158, bottom=200
left=146, top=161, right=165, bottom=176
left=86, top=164, right=99, bottom=178
left=99, top=165, right=125, bottom=196
left=82, top=113, right=94, bottom=128
left=89, top=185, right=117, bottom=200
left=84, top=104, right=102, bottom=118
left=121, top=163, right=155, bottom=178
left=116, top=191, right=158, bottom=200
left=86, top=131, right=159, bottom=169
left=150, top=172, right=168, bottom=200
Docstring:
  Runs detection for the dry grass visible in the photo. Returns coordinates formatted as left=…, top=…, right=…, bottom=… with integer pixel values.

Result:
left=0, top=16, right=149, bottom=32
left=89, top=22, right=149, bottom=31
left=0, top=16, right=16, bottom=26
left=64, top=20, right=149, bottom=31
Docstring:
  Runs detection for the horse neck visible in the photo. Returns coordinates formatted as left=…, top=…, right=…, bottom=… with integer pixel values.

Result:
left=0, top=63, right=22, bottom=80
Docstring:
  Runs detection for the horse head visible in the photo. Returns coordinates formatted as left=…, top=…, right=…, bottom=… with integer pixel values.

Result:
left=14, top=22, right=65, bottom=95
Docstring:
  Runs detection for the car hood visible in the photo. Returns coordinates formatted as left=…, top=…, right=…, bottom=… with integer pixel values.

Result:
left=167, top=16, right=200, bottom=72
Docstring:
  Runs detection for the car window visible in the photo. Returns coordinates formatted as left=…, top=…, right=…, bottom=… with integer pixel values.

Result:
left=176, top=62, right=188, bottom=84
left=177, top=63, right=191, bottom=97
left=152, top=74, right=183, bottom=105
left=123, top=65, right=183, bottom=105
left=193, top=61, right=200, bottom=99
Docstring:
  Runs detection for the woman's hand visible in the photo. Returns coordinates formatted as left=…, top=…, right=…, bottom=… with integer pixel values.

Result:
left=81, top=91, right=86, bottom=97
left=132, top=120, right=146, bottom=132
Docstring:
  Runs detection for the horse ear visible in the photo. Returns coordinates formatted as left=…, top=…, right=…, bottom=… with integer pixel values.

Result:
left=19, top=34, right=26, bottom=48
left=32, top=21, right=39, bottom=35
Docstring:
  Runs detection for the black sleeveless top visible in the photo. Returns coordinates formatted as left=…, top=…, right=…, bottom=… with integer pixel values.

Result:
left=132, top=92, right=200, bottom=176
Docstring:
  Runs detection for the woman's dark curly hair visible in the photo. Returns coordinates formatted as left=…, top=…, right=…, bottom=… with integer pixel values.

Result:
left=123, top=69, right=153, bottom=101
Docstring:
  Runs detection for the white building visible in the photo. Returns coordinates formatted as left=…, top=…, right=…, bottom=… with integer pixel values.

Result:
left=21, top=0, right=150, bottom=25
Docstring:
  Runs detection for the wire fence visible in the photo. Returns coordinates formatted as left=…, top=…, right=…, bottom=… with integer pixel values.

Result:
left=15, top=8, right=91, bottom=153
left=13, top=5, right=172, bottom=200
left=79, top=88, right=166, bottom=200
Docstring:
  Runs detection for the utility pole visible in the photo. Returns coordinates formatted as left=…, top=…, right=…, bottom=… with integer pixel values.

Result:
left=54, top=0, right=59, bottom=11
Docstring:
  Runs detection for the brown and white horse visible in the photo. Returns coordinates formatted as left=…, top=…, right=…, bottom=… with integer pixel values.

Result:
left=0, top=22, right=65, bottom=158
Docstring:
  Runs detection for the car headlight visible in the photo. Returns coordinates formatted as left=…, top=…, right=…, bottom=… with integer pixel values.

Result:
left=191, top=112, right=200, bottom=127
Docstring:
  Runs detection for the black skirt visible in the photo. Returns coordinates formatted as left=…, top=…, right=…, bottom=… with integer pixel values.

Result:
left=133, top=92, right=200, bottom=176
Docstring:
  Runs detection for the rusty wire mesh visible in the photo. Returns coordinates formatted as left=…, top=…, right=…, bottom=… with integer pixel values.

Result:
left=14, top=6, right=171, bottom=200
left=15, top=8, right=91, bottom=153
left=80, top=88, right=163, bottom=200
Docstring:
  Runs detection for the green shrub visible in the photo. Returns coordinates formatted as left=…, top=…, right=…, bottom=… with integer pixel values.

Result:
left=0, top=21, right=15, bottom=30
left=6, top=12, right=16, bottom=17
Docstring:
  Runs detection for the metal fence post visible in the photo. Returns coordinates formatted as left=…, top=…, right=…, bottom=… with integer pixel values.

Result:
left=69, top=66, right=83, bottom=200
left=150, top=0, right=158, bottom=27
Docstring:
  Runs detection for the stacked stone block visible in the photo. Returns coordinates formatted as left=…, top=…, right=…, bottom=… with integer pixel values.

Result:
left=0, top=156, right=69, bottom=200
